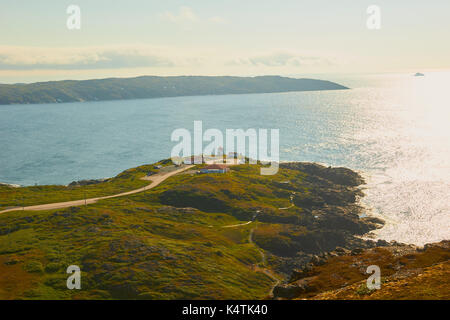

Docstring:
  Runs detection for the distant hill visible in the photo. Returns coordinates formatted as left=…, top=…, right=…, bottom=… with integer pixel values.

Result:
left=0, top=75, right=348, bottom=105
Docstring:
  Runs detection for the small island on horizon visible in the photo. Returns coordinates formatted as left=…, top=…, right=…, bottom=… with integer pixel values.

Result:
left=0, top=75, right=348, bottom=105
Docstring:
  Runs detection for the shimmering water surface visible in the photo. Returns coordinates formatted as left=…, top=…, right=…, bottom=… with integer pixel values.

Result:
left=1, top=72, right=449, bottom=245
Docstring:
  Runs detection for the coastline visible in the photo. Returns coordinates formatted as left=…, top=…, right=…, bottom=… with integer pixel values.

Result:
left=0, top=182, right=20, bottom=188
left=1, top=160, right=444, bottom=248
left=0, top=159, right=448, bottom=299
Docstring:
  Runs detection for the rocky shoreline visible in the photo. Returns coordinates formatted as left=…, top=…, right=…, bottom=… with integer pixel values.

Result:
left=67, top=178, right=110, bottom=187
left=272, top=240, right=449, bottom=299
left=0, top=182, right=21, bottom=188
left=1, top=159, right=447, bottom=300
left=249, top=163, right=385, bottom=275
left=267, top=163, right=448, bottom=299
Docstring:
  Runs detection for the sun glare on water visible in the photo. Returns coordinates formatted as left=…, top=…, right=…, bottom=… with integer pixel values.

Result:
left=363, top=71, right=450, bottom=245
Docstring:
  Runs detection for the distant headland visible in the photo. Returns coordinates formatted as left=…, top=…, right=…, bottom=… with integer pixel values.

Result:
left=0, top=75, right=348, bottom=105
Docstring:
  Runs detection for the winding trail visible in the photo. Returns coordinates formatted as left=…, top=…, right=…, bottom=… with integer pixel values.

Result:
left=217, top=209, right=281, bottom=297
left=278, top=193, right=295, bottom=210
left=221, top=220, right=253, bottom=228
left=0, top=165, right=194, bottom=214
left=248, top=227, right=281, bottom=297
left=2, top=162, right=280, bottom=297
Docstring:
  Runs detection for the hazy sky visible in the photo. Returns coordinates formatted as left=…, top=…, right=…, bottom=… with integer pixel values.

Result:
left=1, top=0, right=449, bottom=83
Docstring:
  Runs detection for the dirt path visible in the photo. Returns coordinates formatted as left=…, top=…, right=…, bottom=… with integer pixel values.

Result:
left=0, top=165, right=194, bottom=214
left=213, top=210, right=281, bottom=297
left=2, top=163, right=281, bottom=296
left=248, top=227, right=281, bottom=297
left=221, top=220, right=253, bottom=228
left=278, top=193, right=295, bottom=210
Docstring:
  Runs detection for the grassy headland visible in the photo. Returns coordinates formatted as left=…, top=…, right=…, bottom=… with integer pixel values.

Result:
left=0, top=160, right=447, bottom=300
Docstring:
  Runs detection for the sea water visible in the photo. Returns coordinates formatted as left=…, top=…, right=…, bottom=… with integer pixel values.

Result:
left=1, top=72, right=449, bottom=245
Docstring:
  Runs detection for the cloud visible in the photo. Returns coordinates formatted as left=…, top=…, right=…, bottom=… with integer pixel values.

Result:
left=0, top=46, right=337, bottom=74
left=226, top=51, right=334, bottom=67
left=158, top=6, right=198, bottom=23
left=0, top=46, right=183, bottom=70
left=158, top=6, right=226, bottom=25
left=208, top=16, right=227, bottom=24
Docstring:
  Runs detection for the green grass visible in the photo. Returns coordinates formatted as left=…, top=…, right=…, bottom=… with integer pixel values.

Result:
left=0, top=160, right=373, bottom=299
left=0, top=160, right=175, bottom=209
left=0, top=161, right=304, bottom=299
left=0, top=190, right=274, bottom=299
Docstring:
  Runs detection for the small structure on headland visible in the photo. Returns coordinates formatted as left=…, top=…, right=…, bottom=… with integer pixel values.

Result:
left=188, top=155, right=204, bottom=164
left=200, top=164, right=230, bottom=174
left=228, top=152, right=239, bottom=158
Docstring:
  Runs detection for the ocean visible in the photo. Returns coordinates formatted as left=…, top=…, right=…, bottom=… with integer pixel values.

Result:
left=1, top=72, right=449, bottom=245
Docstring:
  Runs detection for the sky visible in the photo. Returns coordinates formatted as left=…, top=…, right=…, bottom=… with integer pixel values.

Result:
left=1, top=0, right=449, bottom=83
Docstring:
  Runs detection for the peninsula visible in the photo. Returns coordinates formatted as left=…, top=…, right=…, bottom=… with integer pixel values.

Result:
left=0, top=75, right=348, bottom=105
left=0, top=159, right=447, bottom=300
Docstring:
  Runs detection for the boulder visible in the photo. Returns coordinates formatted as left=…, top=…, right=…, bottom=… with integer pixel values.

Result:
left=273, top=277, right=315, bottom=299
